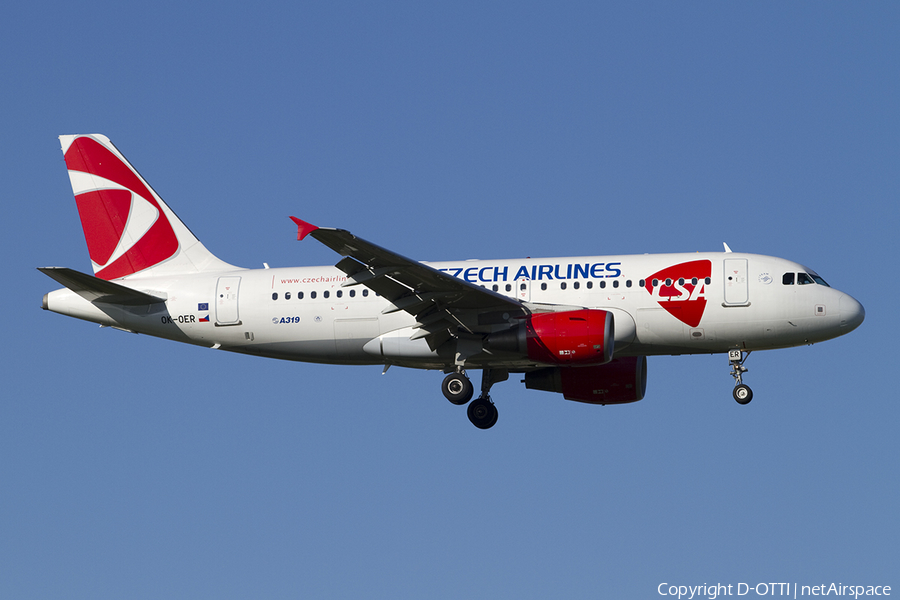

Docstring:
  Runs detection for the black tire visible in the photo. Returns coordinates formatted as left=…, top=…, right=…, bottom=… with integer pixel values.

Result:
left=467, top=397, right=498, bottom=429
left=442, top=373, right=473, bottom=405
left=733, top=384, right=753, bottom=405
left=486, top=403, right=499, bottom=429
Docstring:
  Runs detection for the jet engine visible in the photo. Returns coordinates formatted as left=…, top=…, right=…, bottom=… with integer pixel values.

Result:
left=484, top=309, right=614, bottom=366
left=524, top=356, right=648, bottom=405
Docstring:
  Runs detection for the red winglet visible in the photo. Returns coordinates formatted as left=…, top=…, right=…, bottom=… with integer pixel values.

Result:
left=290, top=216, right=319, bottom=241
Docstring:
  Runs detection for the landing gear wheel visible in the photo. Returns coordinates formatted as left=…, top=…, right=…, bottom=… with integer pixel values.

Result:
left=486, top=404, right=499, bottom=428
left=442, top=373, right=473, bottom=405
left=467, top=397, right=498, bottom=429
left=733, top=384, right=753, bottom=405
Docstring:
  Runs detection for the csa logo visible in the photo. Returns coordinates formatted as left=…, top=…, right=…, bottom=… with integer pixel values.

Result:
left=643, top=260, right=711, bottom=327
left=65, top=136, right=179, bottom=280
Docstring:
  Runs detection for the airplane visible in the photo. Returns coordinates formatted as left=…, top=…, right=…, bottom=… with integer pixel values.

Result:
left=40, top=134, right=865, bottom=429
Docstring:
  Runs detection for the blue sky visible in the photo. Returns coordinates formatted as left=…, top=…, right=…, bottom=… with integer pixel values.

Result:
left=2, top=2, right=897, bottom=598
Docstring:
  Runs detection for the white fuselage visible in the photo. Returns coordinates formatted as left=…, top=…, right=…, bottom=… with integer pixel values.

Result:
left=43, top=251, right=864, bottom=372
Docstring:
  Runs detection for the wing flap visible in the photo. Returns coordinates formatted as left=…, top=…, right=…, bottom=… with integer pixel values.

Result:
left=382, top=292, right=458, bottom=315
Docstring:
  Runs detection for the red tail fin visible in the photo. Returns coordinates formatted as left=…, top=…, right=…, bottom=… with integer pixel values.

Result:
left=60, top=134, right=233, bottom=279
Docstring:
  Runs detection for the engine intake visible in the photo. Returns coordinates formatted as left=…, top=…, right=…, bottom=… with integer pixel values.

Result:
left=485, top=309, right=614, bottom=366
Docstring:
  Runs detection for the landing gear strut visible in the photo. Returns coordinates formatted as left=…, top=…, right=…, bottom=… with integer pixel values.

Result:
left=728, top=349, right=753, bottom=405
left=466, top=368, right=506, bottom=429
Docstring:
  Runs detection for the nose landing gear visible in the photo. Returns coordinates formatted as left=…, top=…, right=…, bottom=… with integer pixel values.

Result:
left=729, top=349, right=753, bottom=404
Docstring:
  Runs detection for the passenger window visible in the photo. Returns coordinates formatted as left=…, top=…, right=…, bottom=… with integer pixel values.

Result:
left=492, top=284, right=498, bottom=292
left=613, top=280, right=619, bottom=288
left=587, top=281, right=593, bottom=289
left=310, top=291, right=317, bottom=299
left=625, top=280, right=632, bottom=288
left=298, top=291, right=304, bottom=300
left=336, top=290, right=342, bottom=298
left=285, top=292, right=291, bottom=300
left=652, top=279, right=659, bottom=287
left=541, top=283, right=547, bottom=291
left=797, top=273, right=814, bottom=285
left=349, top=289, right=355, bottom=297
left=520, top=283, right=527, bottom=291
left=324, top=291, right=330, bottom=298
left=691, top=278, right=698, bottom=285
left=505, top=284, right=512, bottom=292
left=272, top=293, right=278, bottom=300
left=783, top=273, right=794, bottom=285
left=560, top=282, right=567, bottom=290
left=573, top=281, right=580, bottom=290
left=600, top=281, right=606, bottom=289
left=704, top=277, right=711, bottom=285
left=362, top=289, right=369, bottom=297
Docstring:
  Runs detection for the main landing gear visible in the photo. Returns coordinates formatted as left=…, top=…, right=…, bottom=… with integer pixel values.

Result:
left=441, top=372, right=473, bottom=405
left=467, top=397, right=498, bottom=430
left=728, top=349, right=753, bottom=405
left=442, top=368, right=507, bottom=429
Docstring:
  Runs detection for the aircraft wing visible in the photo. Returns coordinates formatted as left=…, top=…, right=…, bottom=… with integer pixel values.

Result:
left=291, top=217, right=528, bottom=348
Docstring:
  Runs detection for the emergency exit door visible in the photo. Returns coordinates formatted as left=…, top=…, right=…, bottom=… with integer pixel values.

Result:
left=516, top=278, right=531, bottom=302
left=723, top=259, right=748, bottom=305
left=216, top=276, right=242, bottom=325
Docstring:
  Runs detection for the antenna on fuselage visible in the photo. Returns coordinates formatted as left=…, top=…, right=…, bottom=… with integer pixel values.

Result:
left=723, top=242, right=733, bottom=253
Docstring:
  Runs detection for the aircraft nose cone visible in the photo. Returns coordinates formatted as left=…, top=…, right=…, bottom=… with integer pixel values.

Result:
left=839, top=294, right=865, bottom=333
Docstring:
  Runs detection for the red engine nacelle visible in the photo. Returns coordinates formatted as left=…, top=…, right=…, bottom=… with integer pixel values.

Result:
left=484, top=309, right=614, bottom=366
left=524, top=356, right=648, bottom=405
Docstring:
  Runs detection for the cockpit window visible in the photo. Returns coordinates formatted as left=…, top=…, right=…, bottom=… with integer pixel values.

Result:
left=785, top=271, right=830, bottom=286
left=808, top=271, right=830, bottom=287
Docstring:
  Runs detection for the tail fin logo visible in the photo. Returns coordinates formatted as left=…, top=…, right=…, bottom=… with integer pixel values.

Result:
left=64, top=136, right=179, bottom=280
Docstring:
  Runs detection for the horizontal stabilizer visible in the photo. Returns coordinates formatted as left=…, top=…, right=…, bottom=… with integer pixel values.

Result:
left=38, top=267, right=166, bottom=306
